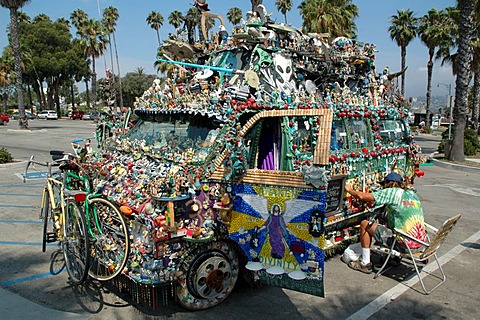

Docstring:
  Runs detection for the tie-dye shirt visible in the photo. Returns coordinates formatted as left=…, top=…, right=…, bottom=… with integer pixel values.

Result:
left=373, top=187, right=427, bottom=249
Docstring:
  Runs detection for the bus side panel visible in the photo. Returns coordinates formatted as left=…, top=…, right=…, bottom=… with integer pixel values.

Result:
left=228, top=182, right=326, bottom=296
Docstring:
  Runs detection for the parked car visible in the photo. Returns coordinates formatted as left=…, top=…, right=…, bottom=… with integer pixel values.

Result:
left=37, top=110, right=58, bottom=120
left=82, top=113, right=93, bottom=120
left=11, top=112, right=37, bottom=120
left=70, top=110, right=84, bottom=120
left=0, top=112, right=9, bottom=125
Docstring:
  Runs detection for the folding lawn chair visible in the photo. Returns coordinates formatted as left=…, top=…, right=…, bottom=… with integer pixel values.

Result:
left=372, top=214, right=461, bottom=294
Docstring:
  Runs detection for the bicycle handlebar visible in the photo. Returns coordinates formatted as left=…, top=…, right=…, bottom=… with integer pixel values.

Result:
left=23, top=151, right=78, bottom=183
left=23, top=155, right=50, bottom=183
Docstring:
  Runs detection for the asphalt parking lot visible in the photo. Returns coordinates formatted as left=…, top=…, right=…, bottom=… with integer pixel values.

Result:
left=1, top=121, right=479, bottom=319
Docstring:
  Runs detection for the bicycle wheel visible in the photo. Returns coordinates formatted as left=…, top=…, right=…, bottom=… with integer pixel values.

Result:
left=40, top=187, right=51, bottom=253
left=63, top=199, right=90, bottom=285
left=87, top=197, right=130, bottom=281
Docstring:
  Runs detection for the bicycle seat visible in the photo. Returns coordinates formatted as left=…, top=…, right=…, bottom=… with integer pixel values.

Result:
left=50, top=150, right=66, bottom=161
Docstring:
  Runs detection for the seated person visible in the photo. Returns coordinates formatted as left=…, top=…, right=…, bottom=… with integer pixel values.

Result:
left=344, top=172, right=427, bottom=273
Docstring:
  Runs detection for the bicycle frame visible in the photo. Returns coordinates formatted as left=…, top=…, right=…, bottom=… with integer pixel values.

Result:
left=25, top=155, right=88, bottom=241
left=84, top=193, right=104, bottom=239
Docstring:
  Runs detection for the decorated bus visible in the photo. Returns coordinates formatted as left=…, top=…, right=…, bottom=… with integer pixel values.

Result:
left=86, top=1, right=422, bottom=311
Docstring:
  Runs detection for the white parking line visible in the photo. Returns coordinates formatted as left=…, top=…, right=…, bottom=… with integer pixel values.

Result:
left=346, top=229, right=480, bottom=320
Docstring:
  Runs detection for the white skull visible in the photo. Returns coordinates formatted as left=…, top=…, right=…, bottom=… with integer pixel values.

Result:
left=273, top=53, right=295, bottom=95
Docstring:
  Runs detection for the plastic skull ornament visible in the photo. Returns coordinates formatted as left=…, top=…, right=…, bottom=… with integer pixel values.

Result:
left=273, top=53, right=296, bottom=95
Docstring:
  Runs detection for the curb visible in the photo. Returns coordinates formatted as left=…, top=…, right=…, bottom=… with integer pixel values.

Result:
left=429, top=152, right=480, bottom=174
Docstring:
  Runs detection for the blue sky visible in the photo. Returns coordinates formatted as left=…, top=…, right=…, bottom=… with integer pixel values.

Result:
left=0, top=0, right=456, bottom=98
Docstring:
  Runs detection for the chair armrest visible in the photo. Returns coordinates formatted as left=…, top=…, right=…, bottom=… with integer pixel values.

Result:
left=393, top=228, right=430, bottom=247
left=424, top=222, right=438, bottom=233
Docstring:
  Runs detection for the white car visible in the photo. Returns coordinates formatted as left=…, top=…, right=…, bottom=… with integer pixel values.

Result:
left=37, top=110, right=58, bottom=120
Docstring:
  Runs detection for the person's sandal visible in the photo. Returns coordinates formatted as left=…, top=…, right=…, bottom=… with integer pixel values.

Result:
left=348, top=260, right=373, bottom=274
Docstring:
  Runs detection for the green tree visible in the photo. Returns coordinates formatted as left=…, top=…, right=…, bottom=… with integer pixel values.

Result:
left=168, top=10, right=184, bottom=34
left=19, top=17, right=89, bottom=115
left=70, top=8, right=87, bottom=29
left=470, top=2, right=480, bottom=131
left=436, top=7, right=459, bottom=78
left=146, top=11, right=164, bottom=46
left=103, top=6, right=124, bottom=109
left=250, top=0, right=262, bottom=11
left=226, top=7, right=243, bottom=26
left=185, top=7, right=199, bottom=44
left=74, top=17, right=108, bottom=117
left=298, top=0, right=359, bottom=39
left=56, top=17, right=69, bottom=27
left=418, top=9, right=450, bottom=128
left=121, top=71, right=157, bottom=107
left=450, top=0, right=476, bottom=161
left=0, top=53, right=13, bottom=113
left=154, top=47, right=177, bottom=76
left=16, top=10, right=29, bottom=24
left=276, top=0, right=292, bottom=24
left=0, top=0, right=30, bottom=128
left=388, top=9, right=418, bottom=98
left=32, top=13, right=50, bottom=23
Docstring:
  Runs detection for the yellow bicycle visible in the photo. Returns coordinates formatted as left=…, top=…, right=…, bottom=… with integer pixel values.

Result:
left=24, top=152, right=90, bottom=285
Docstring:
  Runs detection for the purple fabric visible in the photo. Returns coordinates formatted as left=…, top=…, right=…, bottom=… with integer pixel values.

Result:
left=261, top=151, right=275, bottom=170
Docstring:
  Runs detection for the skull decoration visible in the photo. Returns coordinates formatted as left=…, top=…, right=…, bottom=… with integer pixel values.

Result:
left=272, top=53, right=296, bottom=95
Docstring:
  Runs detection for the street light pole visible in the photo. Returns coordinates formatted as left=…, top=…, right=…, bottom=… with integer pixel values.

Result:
left=437, top=83, right=453, bottom=140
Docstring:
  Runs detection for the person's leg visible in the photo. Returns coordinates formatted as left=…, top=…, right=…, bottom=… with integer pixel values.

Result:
left=359, top=219, right=377, bottom=265
left=348, top=220, right=377, bottom=273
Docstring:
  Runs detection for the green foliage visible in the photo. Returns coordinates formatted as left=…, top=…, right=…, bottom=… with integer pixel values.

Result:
left=121, top=72, right=158, bottom=107
left=438, top=127, right=480, bottom=156
left=0, top=147, right=13, bottom=164
left=464, top=127, right=480, bottom=155
left=13, top=16, right=90, bottom=110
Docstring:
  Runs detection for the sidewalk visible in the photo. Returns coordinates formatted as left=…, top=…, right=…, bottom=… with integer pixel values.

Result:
left=414, top=133, right=480, bottom=173
left=0, top=161, right=89, bottom=320
left=428, top=152, right=480, bottom=174
left=0, top=287, right=88, bottom=320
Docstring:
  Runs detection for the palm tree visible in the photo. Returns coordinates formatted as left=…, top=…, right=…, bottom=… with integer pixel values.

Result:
left=70, top=9, right=90, bottom=109
left=154, top=47, right=177, bottom=76
left=70, top=9, right=88, bottom=29
left=77, top=18, right=108, bottom=118
left=470, top=2, right=480, bottom=132
left=388, top=9, right=418, bottom=98
left=471, top=38, right=480, bottom=132
left=227, top=7, right=243, bottom=26
left=16, top=10, right=30, bottom=24
left=298, top=0, right=359, bottom=39
left=418, top=9, right=450, bottom=128
left=276, top=0, right=292, bottom=24
left=250, top=0, right=262, bottom=12
left=103, top=6, right=123, bottom=109
left=146, top=11, right=164, bottom=46
left=56, top=17, right=70, bottom=27
left=0, top=54, right=13, bottom=113
left=0, top=0, right=30, bottom=129
left=32, top=13, right=50, bottom=23
left=436, top=7, right=459, bottom=74
left=450, top=0, right=475, bottom=161
left=168, top=10, right=184, bottom=35
left=185, top=7, right=199, bottom=44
